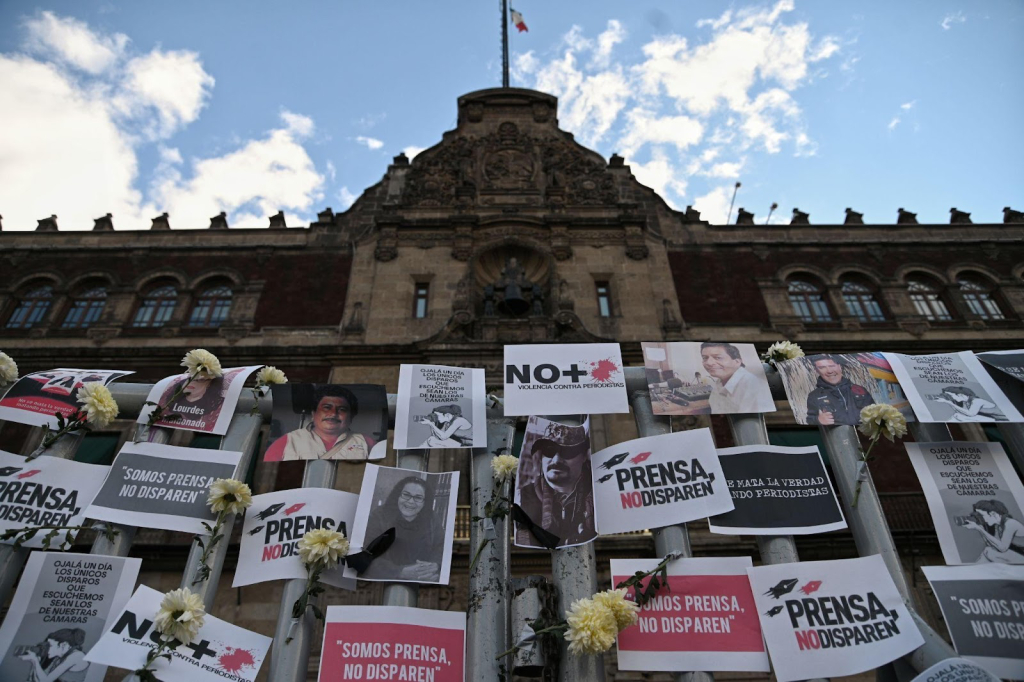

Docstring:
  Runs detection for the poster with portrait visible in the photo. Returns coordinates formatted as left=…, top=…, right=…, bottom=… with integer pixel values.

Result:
left=394, top=364, right=487, bottom=450
left=905, top=441, right=1024, bottom=565
left=263, top=384, right=388, bottom=462
left=233, top=488, right=358, bottom=589
left=345, top=465, right=459, bottom=585
left=0, top=449, right=109, bottom=549
left=136, top=365, right=260, bottom=436
left=708, top=445, right=846, bottom=536
left=513, top=416, right=596, bottom=549
left=85, top=441, right=242, bottom=534
left=0, top=552, right=140, bottom=682
left=591, top=428, right=733, bottom=536
left=641, top=342, right=775, bottom=416
left=977, top=350, right=1024, bottom=414
left=317, top=606, right=465, bottom=682
left=922, top=564, right=1024, bottom=680
left=503, top=343, right=628, bottom=416
left=0, top=368, right=133, bottom=428
left=910, top=658, right=1001, bottom=682
left=612, top=556, right=769, bottom=672
left=882, top=351, right=1023, bottom=423
left=747, top=555, right=923, bottom=682
left=85, top=585, right=271, bottom=682
left=777, top=353, right=914, bottom=425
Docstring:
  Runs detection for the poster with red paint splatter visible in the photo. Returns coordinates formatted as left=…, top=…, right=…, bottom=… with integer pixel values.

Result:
left=591, top=428, right=733, bottom=535
left=0, top=367, right=133, bottom=428
left=85, top=585, right=271, bottom=682
left=747, top=555, right=923, bottom=682
left=318, top=606, right=465, bottom=682
left=612, top=556, right=769, bottom=672
left=502, top=343, right=629, bottom=416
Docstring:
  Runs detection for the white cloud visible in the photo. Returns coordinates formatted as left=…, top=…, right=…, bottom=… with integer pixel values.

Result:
left=355, top=135, right=384, bottom=150
left=0, top=13, right=326, bottom=231
left=900, top=100, right=915, bottom=110
left=325, top=160, right=337, bottom=182
left=24, top=11, right=128, bottom=74
left=941, top=11, right=966, bottom=30
left=592, top=20, right=626, bottom=69
left=693, top=185, right=736, bottom=224
left=696, top=10, right=733, bottom=31
left=338, top=186, right=357, bottom=210
left=619, top=109, right=704, bottom=159
left=888, top=116, right=901, bottom=132
left=629, top=149, right=687, bottom=209
left=403, top=145, right=426, bottom=160
left=706, top=161, right=744, bottom=178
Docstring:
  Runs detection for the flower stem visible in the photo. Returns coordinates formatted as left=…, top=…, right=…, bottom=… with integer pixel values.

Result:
left=495, top=624, right=568, bottom=660
left=192, top=510, right=228, bottom=586
left=851, top=435, right=880, bottom=508
left=468, top=538, right=492, bottom=575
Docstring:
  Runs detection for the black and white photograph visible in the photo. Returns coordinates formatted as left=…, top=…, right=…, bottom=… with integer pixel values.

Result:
left=346, top=465, right=459, bottom=585
left=883, top=351, right=1023, bottom=423
left=778, top=352, right=913, bottom=425
left=0, top=368, right=133, bottom=429
left=393, top=364, right=487, bottom=450
left=264, top=383, right=388, bottom=461
left=642, top=341, right=775, bottom=416
left=514, top=415, right=596, bottom=549
left=137, top=365, right=259, bottom=436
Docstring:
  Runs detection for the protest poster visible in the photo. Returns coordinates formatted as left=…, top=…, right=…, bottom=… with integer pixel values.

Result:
left=922, top=564, right=1024, bottom=680
left=137, top=365, right=260, bottom=436
left=264, top=383, right=388, bottom=461
left=85, top=441, right=241, bottom=534
left=85, top=584, right=270, bottom=682
left=905, top=441, right=1024, bottom=565
left=777, top=353, right=913, bottom=425
left=747, top=554, right=924, bottom=682
left=345, top=465, right=459, bottom=584
left=514, top=416, right=596, bottom=548
left=0, top=449, right=109, bottom=549
left=612, top=556, right=769, bottom=672
left=0, top=368, right=133, bottom=428
left=393, top=364, right=487, bottom=450
left=910, top=658, right=1001, bottom=682
left=882, top=351, right=1023, bottom=423
left=0, top=551, right=140, bottom=682
left=977, top=350, right=1024, bottom=414
left=708, top=445, right=846, bottom=536
left=503, top=343, right=628, bottom=416
left=317, top=606, right=465, bottom=682
left=591, top=429, right=733, bottom=536
left=233, top=488, right=358, bottom=589
left=642, top=342, right=775, bottom=416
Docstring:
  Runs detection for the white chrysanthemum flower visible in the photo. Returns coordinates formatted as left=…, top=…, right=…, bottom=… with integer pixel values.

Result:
left=297, top=528, right=350, bottom=568
left=858, top=404, right=908, bottom=441
left=207, top=478, right=253, bottom=515
left=491, top=454, right=519, bottom=482
left=76, top=382, right=118, bottom=428
left=181, top=349, right=223, bottom=379
left=0, top=352, right=17, bottom=386
left=763, top=340, right=805, bottom=363
left=255, top=366, right=287, bottom=388
left=154, top=587, right=206, bottom=645
left=591, top=588, right=640, bottom=632
left=564, top=595, right=618, bottom=656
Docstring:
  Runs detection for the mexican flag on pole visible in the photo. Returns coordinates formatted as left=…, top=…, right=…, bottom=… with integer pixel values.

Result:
left=511, top=8, right=528, bottom=32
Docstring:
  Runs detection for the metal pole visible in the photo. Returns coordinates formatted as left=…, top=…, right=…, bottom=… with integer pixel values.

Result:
left=381, top=448, right=431, bottom=608
left=269, top=458, right=338, bottom=682
left=0, top=428, right=84, bottom=604
left=468, top=417, right=515, bottom=680
left=179, top=413, right=263, bottom=609
left=629, top=391, right=712, bottom=682
left=501, top=0, right=509, bottom=88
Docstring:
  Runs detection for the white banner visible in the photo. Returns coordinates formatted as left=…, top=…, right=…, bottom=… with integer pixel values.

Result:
left=137, top=366, right=260, bottom=436
left=85, top=584, right=270, bottom=682
left=394, top=364, right=487, bottom=449
left=910, top=657, right=1002, bottom=682
left=747, top=555, right=923, bottom=682
left=503, top=343, right=628, bottom=416
left=0, top=368, right=133, bottom=428
left=233, top=488, right=358, bottom=589
left=0, top=552, right=140, bottom=682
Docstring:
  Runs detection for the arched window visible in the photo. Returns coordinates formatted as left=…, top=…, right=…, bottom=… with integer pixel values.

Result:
left=6, top=285, right=54, bottom=329
left=61, top=286, right=107, bottom=329
left=957, top=274, right=1006, bottom=320
left=787, top=277, right=833, bottom=322
left=133, top=284, right=178, bottom=328
left=188, top=284, right=233, bottom=327
left=840, top=278, right=886, bottom=322
left=907, top=275, right=953, bottom=321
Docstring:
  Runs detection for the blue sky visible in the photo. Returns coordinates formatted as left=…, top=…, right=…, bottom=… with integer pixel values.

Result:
left=0, top=1, right=1021, bottom=231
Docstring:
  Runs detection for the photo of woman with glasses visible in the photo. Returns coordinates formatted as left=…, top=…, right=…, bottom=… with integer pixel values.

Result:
left=359, top=469, right=456, bottom=583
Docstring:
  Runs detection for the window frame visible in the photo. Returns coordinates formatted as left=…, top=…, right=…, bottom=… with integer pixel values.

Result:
left=132, top=284, right=179, bottom=328
left=187, top=283, right=234, bottom=328
left=595, top=280, right=613, bottom=318
left=61, top=285, right=108, bottom=329
left=839, top=278, right=887, bottom=323
left=412, top=282, right=430, bottom=319
left=906, top=275, right=954, bottom=322
left=956, top=274, right=1006, bottom=321
left=786, top=277, right=834, bottom=323
left=5, top=284, right=55, bottom=329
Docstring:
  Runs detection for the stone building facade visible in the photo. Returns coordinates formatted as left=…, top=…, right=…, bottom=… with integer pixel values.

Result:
left=1, top=87, right=1023, bottom=679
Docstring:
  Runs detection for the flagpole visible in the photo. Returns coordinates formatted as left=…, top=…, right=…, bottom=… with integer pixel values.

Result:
left=501, top=0, right=509, bottom=87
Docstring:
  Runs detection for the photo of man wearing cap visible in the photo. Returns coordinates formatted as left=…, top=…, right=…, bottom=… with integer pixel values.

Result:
left=514, top=416, right=596, bottom=548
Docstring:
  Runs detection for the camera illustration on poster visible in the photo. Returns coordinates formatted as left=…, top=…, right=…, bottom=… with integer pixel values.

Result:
left=394, top=364, right=486, bottom=450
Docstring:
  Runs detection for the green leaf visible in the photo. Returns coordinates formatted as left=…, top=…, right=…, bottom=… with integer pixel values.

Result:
left=311, top=604, right=324, bottom=621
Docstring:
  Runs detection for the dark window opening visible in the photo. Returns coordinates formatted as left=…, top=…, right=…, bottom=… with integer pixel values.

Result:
left=413, top=283, right=429, bottom=318
left=596, top=281, right=612, bottom=318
